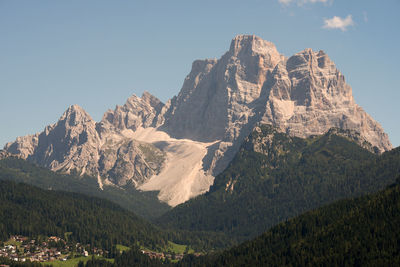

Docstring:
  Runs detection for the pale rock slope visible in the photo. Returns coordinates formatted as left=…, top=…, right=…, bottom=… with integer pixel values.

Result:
left=132, top=127, right=214, bottom=207
left=4, top=35, right=392, bottom=206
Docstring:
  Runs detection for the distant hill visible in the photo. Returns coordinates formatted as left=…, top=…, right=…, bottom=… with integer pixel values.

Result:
left=178, top=178, right=400, bottom=266
left=158, top=125, right=400, bottom=241
left=0, top=180, right=165, bottom=250
left=0, top=169, right=232, bottom=253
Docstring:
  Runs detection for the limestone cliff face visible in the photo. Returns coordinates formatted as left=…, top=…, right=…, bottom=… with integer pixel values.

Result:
left=259, top=49, right=391, bottom=154
left=161, top=36, right=391, bottom=174
left=99, top=91, right=164, bottom=136
left=162, top=35, right=283, bottom=142
left=4, top=35, right=392, bottom=205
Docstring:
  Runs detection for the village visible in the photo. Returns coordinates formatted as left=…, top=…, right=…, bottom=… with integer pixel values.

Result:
left=0, top=235, right=107, bottom=263
left=140, top=249, right=184, bottom=261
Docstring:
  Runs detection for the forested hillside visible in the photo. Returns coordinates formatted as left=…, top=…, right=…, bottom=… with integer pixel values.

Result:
left=178, top=178, right=400, bottom=266
left=0, top=157, right=170, bottom=219
left=159, top=125, right=400, bottom=241
left=0, top=180, right=166, bottom=250
left=0, top=180, right=232, bottom=255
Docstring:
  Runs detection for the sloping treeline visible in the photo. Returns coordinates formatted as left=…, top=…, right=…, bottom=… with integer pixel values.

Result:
left=0, top=179, right=232, bottom=254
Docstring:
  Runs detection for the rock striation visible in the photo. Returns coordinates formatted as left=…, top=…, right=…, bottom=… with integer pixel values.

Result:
left=4, top=35, right=392, bottom=206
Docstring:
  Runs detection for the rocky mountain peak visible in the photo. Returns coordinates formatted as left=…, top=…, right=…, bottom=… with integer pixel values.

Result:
left=287, top=48, right=336, bottom=74
left=141, top=91, right=164, bottom=113
left=282, top=48, right=353, bottom=108
left=229, top=35, right=280, bottom=59
left=226, top=35, right=282, bottom=79
left=100, top=92, right=165, bottom=133
left=60, top=104, right=94, bottom=126
left=161, top=35, right=284, bottom=143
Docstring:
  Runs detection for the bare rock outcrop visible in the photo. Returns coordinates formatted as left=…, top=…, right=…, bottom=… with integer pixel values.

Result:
left=259, top=49, right=391, bottom=154
left=0, top=150, right=23, bottom=160
left=6, top=105, right=101, bottom=175
left=99, top=91, right=165, bottom=136
left=162, top=35, right=283, bottom=142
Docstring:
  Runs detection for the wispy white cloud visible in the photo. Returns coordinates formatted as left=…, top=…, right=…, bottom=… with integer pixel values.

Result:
left=323, top=15, right=354, bottom=31
left=279, top=0, right=330, bottom=6
left=305, top=0, right=328, bottom=3
left=278, top=0, right=293, bottom=5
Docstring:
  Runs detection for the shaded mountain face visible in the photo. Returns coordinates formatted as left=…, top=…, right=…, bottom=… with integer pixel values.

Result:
left=4, top=35, right=392, bottom=206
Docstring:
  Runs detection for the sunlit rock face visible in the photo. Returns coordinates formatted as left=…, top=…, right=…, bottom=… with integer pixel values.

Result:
left=162, top=35, right=391, bottom=175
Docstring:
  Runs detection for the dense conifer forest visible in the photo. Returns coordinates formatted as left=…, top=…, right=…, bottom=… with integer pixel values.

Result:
left=0, top=180, right=166, bottom=250
left=177, top=178, right=400, bottom=266
left=35, top=178, right=400, bottom=266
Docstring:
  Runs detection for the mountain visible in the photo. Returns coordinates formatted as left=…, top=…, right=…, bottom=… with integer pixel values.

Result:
left=157, top=125, right=400, bottom=241
left=178, top=179, right=400, bottom=266
left=4, top=35, right=392, bottom=207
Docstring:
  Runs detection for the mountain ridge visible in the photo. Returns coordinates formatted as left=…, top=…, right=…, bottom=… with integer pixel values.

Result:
left=4, top=34, right=392, bottom=206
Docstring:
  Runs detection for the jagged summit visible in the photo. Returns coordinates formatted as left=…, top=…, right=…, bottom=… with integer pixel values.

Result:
left=60, top=104, right=94, bottom=126
left=100, top=92, right=165, bottom=133
left=229, top=35, right=280, bottom=59
left=4, top=35, right=392, bottom=206
left=141, top=91, right=164, bottom=113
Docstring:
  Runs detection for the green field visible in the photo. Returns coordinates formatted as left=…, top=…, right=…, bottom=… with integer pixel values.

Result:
left=115, top=244, right=130, bottom=252
left=43, top=256, right=113, bottom=267
left=167, top=241, right=192, bottom=254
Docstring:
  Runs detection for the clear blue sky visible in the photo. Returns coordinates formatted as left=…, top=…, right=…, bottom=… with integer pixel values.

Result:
left=1, top=0, right=399, bottom=147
